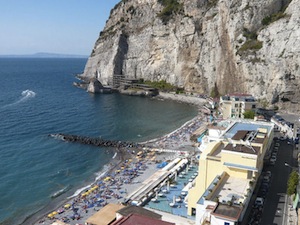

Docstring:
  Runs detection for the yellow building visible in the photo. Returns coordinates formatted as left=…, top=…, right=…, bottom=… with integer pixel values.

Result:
left=187, top=121, right=273, bottom=224
left=219, top=94, right=257, bottom=119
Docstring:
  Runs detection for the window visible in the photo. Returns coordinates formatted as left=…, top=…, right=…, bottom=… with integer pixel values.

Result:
left=191, top=207, right=196, bottom=216
left=224, top=222, right=230, bottom=225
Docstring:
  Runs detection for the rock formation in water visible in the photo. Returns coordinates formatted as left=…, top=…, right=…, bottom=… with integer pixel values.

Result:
left=81, top=0, right=300, bottom=110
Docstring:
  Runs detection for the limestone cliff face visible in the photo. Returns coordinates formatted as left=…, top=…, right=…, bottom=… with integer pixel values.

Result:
left=82, top=0, right=300, bottom=109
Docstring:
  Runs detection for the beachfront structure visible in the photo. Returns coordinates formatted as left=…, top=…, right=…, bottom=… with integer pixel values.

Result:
left=85, top=203, right=125, bottom=225
left=187, top=120, right=274, bottom=224
left=111, top=213, right=175, bottom=225
left=219, top=94, right=257, bottom=119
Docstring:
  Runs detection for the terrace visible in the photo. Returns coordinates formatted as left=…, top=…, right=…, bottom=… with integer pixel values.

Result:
left=145, top=165, right=198, bottom=219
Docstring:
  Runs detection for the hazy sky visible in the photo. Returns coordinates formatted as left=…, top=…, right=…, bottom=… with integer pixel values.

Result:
left=0, top=0, right=120, bottom=55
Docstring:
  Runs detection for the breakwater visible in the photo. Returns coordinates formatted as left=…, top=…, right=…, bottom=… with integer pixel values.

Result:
left=49, top=133, right=143, bottom=149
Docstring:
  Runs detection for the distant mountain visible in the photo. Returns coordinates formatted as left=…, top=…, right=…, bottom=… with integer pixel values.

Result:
left=0, top=52, right=88, bottom=58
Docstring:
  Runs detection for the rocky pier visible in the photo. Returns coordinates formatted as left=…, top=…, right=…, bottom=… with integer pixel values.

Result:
left=49, top=133, right=143, bottom=149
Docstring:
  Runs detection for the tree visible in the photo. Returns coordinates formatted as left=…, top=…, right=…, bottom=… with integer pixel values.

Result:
left=243, top=110, right=255, bottom=119
left=287, top=171, right=299, bottom=196
left=210, top=82, right=220, bottom=98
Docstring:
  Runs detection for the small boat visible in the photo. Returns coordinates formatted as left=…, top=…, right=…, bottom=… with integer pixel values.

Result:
left=181, top=191, right=187, bottom=196
left=179, top=174, right=184, bottom=178
left=162, top=189, right=168, bottom=193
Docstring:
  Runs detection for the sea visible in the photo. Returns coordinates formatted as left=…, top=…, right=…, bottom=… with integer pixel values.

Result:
left=0, top=58, right=198, bottom=225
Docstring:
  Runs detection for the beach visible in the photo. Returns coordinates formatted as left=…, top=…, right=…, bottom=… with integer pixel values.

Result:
left=30, top=93, right=206, bottom=225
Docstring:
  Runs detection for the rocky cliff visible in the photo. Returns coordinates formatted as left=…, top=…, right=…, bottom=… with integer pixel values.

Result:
left=82, top=0, right=300, bottom=110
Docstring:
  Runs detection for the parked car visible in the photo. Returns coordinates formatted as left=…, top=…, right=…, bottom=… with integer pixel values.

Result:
left=265, top=171, right=272, bottom=178
left=255, top=197, right=264, bottom=206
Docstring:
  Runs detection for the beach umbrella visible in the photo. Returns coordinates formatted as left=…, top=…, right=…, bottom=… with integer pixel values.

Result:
left=52, top=211, right=58, bottom=215
left=64, top=204, right=71, bottom=209
left=47, top=213, right=53, bottom=218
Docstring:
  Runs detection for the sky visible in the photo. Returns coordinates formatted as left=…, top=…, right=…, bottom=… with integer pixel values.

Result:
left=0, top=0, right=120, bottom=55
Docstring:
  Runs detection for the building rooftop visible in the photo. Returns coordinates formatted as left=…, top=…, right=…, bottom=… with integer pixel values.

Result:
left=223, top=122, right=272, bottom=139
left=85, top=203, right=124, bottom=225
left=223, top=143, right=260, bottom=155
left=211, top=203, right=243, bottom=221
left=111, top=213, right=175, bottom=225
left=210, top=175, right=249, bottom=205
left=117, top=205, right=161, bottom=220
left=220, top=93, right=256, bottom=102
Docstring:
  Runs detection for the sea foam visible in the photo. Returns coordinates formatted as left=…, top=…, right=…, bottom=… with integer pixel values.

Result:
left=2, top=90, right=36, bottom=108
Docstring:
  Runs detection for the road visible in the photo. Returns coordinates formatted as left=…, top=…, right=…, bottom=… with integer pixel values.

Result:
left=260, top=139, right=294, bottom=225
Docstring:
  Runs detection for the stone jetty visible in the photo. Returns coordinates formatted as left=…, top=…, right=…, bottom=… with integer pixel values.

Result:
left=49, top=133, right=143, bottom=149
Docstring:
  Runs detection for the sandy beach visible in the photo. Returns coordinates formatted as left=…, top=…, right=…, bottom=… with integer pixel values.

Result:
left=30, top=93, right=206, bottom=225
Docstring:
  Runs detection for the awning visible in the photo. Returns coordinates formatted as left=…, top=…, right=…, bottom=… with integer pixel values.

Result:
left=224, top=162, right=258, bottom=172
left=293, top=193, right=299, bottom=209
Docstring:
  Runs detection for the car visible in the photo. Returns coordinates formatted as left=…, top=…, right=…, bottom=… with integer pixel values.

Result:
left=265, top=171, right=272, bottom=177
left=280, top=136, right=286, bottom=141
left=255, top=197, right=264, bottom=206
left=263, top=176, right=270, bottom=183
left=270, top=155, right=277, bottom=161
left=275, top=143, right=280, bottom=147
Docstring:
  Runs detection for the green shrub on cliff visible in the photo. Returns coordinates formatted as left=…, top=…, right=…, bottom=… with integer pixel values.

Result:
left=238, top=29, right=262, bottom=53
left=262, top=12, right=286, bottom=26
left=143, top=80, right=178, bottom=92
left=157, top=0, right=183, bottom=23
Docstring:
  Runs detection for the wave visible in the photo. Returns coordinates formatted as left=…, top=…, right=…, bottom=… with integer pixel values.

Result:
left=2, top=90, right=36, bottom=108
left=67, top=165, right=110, bottom=199
left=112, top=152, right=117, bottom=159
left=51, top=185, right=71, bottom=198
left=67, top=184, right=92, bottom=199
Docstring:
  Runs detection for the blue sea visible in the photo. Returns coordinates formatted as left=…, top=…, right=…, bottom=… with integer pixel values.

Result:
left=0, top=58, right=197, bottom=225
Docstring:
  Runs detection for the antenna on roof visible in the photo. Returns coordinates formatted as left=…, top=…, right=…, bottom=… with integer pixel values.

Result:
left=238, top=139, right=256, bottom=153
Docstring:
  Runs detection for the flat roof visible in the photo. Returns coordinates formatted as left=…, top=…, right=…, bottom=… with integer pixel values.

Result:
left=86, top=203, right=125, bottom=225
left=111, top=213, right=175, bottom=225
left=209, top=142, right=225, bottom=157
left=210, top=174, right=249, bottom=205
left=211, top=203, right=243, bottom=221
left=224, top=143, right=260, bottom=155
left=117, top=205, right=161, bottom=220
left=231, top=130, right=252, bottom=141
left=223, top=122, right=272, bottom=139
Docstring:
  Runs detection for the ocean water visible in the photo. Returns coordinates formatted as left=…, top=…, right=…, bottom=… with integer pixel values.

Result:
left=0, top=58, right=197, bottom=225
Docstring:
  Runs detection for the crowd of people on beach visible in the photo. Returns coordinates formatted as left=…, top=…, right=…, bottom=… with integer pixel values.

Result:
left=38, top=152, right=153, bottom=224
left=37, top=112, right=204, bottom=225
left=151, top=116, right=204, bottom=150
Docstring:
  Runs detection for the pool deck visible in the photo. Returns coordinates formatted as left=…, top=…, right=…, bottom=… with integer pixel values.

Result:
left=145, top=164, right=198, bottom=220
